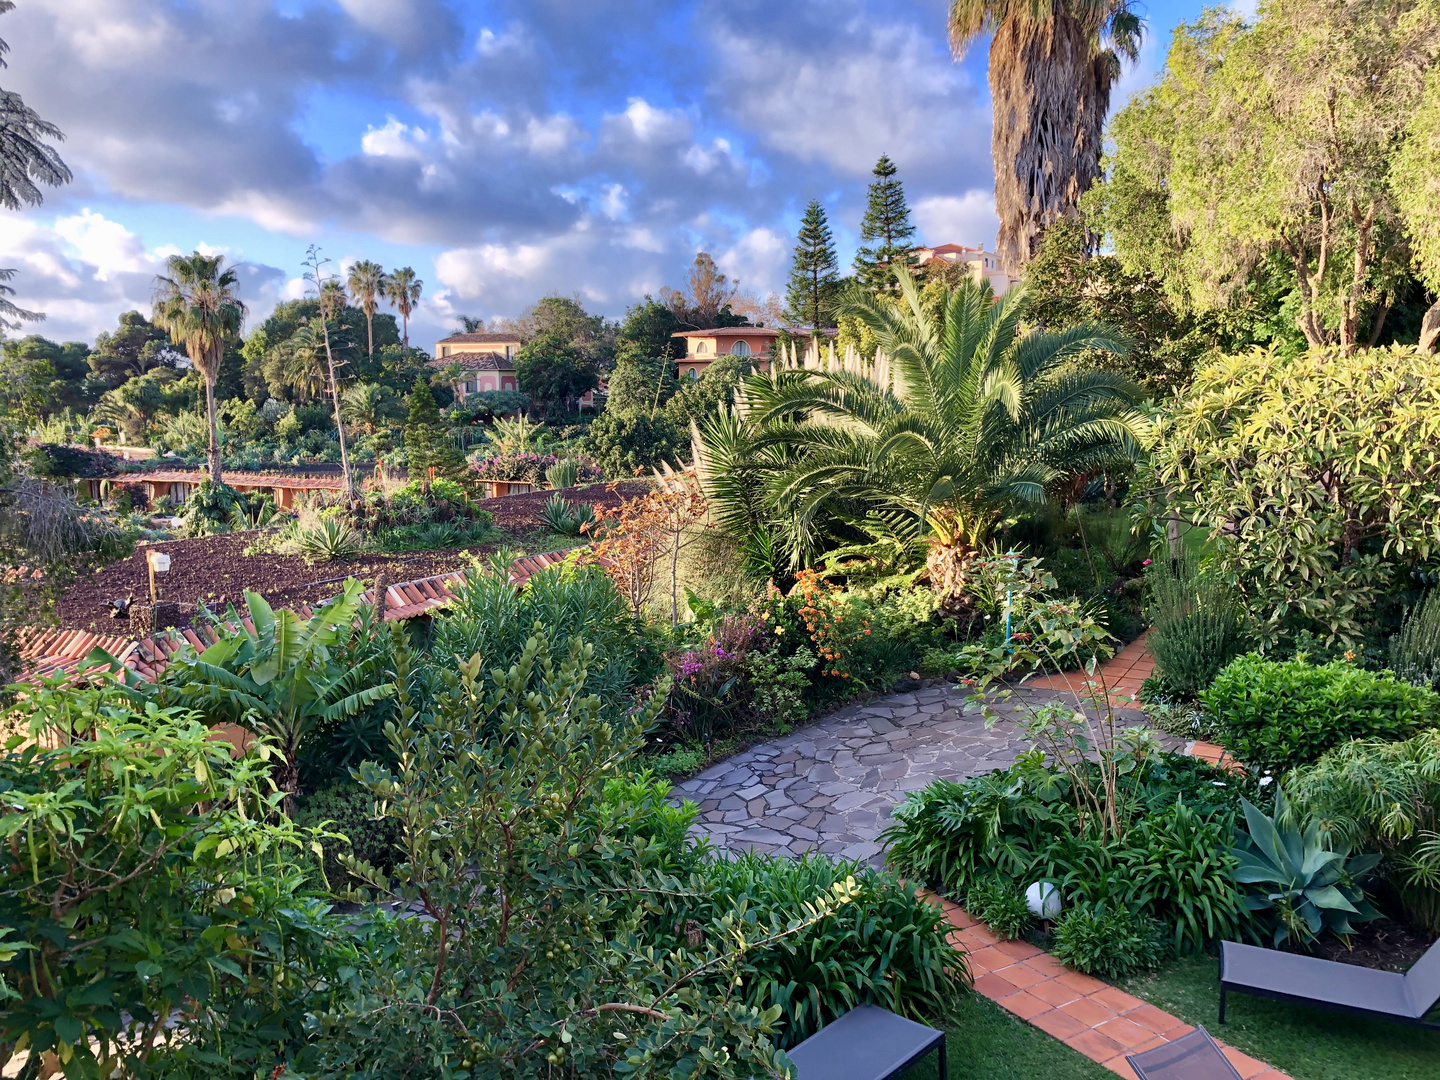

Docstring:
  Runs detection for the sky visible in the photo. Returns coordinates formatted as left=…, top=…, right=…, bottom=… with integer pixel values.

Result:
left=1, top=0, right=1212, bottom=348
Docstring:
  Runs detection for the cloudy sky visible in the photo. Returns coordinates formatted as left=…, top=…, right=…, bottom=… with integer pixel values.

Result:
left=2, top=0, right=1205, bottom=347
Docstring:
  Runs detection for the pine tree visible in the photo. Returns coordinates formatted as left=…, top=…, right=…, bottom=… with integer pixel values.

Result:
left=785, top=199, right=839, bottom=329
left=404, top=377, right=461, bottom=493
left=854, top=155, right=917, bottom=293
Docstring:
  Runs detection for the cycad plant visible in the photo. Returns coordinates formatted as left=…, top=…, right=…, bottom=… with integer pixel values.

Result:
left=695, top=267, right=1151, bottom=612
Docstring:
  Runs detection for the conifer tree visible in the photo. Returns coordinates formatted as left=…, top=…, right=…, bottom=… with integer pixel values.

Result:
left=854, top=155, right=917, bottom=292
left=404, top=377, right=461, bottom=493
left=785, top=199, right=839, bottom=329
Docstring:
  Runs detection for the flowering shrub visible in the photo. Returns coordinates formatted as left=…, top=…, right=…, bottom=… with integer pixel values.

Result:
left=789, top=569, right=872, bottom=682
left=665, top=614, right=764, bottom=743
left=471, top=451, right=558, bottom=484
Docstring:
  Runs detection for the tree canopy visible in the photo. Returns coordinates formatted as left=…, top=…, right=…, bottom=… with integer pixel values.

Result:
left=1091, top=0, right=1440, bottom=353
left=854, top=156, right=916, bottom=292
left=787, top=199, right=840, bottom=327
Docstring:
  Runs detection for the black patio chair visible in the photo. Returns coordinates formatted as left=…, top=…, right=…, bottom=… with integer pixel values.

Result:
left=1126, top=1026, right=1243, bottom=1080
left=1219, top=937, right=1440, bottom=1029
left=784, top=1004, right=946, bottom=1080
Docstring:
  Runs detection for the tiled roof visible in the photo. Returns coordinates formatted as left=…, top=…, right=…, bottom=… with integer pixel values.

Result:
left=134, top=469, right=348, bottom=489
left=428, top=353, right=515, bottom=371
left=924, top=243, right=983, bottom=255
left=436, top=332, right=523, bottom=345
left=17, top=549, right=576, bottom=686
left=671, top=327, right=780, bottom=339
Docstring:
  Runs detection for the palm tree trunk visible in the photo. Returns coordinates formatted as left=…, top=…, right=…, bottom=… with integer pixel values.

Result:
left=366, top=311, right=374, bottom=356
left=989, top=13, right=1111, bottom=273
left=203, top=377, right=222, bottom=484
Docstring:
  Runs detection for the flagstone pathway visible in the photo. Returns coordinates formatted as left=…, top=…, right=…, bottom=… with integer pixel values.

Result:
left=672, top=681, right=1172, bottom=867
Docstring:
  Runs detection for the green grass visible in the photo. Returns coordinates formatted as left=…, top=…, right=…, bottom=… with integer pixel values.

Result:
left=1119, top=956, right=1440, bottom=1080
left=900, top=992, right=1111, bottom=1080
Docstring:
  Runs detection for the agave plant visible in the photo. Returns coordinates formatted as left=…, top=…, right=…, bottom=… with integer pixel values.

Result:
left=540, top=493, right=595, bottom=538
left=1232, top=790, right=1380, bottom=947
left=295, top=517, right=365, bottom=561
left=694, top=266, right=1151, bottom=600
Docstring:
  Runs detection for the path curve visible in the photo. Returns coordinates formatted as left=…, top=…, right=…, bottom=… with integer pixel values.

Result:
left=672, top=682, right=1163, bottom=867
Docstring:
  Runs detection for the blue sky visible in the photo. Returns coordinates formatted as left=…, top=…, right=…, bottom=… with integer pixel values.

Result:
left=2, top=0, right=1211, bottom=346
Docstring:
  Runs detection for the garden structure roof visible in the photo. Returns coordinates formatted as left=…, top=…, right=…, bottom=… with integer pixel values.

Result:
left=17, top=549, right=572, bottom=685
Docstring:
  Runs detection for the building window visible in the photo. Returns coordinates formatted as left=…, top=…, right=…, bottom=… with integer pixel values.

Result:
left=731, top=340, right=751, bottom=357
left=696, top=340, right=709, bottom=356
left=441, top=346, right=450, bottom=357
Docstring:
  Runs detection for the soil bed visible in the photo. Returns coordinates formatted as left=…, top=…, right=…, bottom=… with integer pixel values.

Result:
left=52, top=482, right=647, bottom=633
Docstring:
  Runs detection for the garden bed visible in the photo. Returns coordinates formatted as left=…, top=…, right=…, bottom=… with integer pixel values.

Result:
left=50, top=481, right=651, bottom=633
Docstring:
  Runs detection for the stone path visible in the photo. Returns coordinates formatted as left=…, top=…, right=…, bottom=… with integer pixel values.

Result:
left=673, top=682, right=1165, bottom=866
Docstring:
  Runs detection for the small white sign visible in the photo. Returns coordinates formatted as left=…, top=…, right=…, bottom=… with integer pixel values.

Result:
left=148, top=551, right=172, bottom=572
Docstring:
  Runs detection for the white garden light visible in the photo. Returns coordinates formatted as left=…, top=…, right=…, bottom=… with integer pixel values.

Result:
left=1025, top=881, right=1062, bottom=920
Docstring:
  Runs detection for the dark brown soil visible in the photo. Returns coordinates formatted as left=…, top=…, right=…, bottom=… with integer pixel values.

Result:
left=51, top=482, right=649, bottom=633
left=1316, top=917, right=1438, bottom=973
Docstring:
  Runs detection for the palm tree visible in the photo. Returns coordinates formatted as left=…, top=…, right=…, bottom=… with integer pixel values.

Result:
left=695, top=265, right=1151, bottom=614
left=341, top=382, right=393, bottom=436
left=384, top=266, right=423, bottom=347
left=347, top=259, right=386, bottom=356
left=948, top=0, right=1142, bottom=272
left=153, top=253, right=246, bottom=483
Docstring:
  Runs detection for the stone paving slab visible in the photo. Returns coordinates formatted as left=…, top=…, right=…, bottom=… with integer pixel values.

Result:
left=671, top=681, right=1166, bottom=866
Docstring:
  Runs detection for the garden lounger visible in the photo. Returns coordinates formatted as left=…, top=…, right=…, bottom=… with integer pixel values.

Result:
left=784, top=1004, right=946, bottom=1080
left=1219, top=938, right=1440, bottom=1029
left=1126, top=1026, right=1243, bottom=1080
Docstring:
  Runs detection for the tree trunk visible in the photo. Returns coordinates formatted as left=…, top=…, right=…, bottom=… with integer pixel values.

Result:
left=1420, top=300, right=1440, bottom=354
left=320, top=315, right=357, bottom=502
left=989, top=14, right=1111, bottom=275
left=926, top=538, right=981, bottom=628
left=203, top=377, right=222, bottom=484
left=366, top=311, right=374, bottom=356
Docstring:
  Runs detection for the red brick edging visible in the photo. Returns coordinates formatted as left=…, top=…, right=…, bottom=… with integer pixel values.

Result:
left=931, top=898, right=1291, bottom=1079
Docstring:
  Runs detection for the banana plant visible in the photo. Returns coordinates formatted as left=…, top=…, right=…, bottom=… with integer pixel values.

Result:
left=1232, top=789, right=1380, bottom=947
left=162, top=580, right=395, bottom=814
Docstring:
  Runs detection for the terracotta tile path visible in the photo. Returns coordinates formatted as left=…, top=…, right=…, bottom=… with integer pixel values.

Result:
left=1023, top=634, right=1156, bottom=706
left=933, top=897, right=1292, bottom=1079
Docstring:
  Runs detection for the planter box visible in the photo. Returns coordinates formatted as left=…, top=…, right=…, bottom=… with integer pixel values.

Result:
left=485, top=480, right=534, bottom=498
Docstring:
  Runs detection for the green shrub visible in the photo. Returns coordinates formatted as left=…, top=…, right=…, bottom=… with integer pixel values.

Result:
left=1286, top=729, right=1440, bottom=932
left=539, top=492, right=595, bottom=537
left=1203, top=654, right=1439, bottom=770
left=179, top=479, right=241, bottom=534
left=582, top=409, right=686, bottom=476
left=1390, top=589, right=1440, bottom=690
left=1155, top=346, right=1440, bottom=648
left=1051, top=902, right=1167, bottom=978
left=1145, top=559, right=1252, bottom=695
left=690, top=855, right=966, bottom=1047
left=964, top=877, right=1034, bottom=940
left=296, top=782, right=402, bottom=888
left=546, top=457, right=581, bottom=489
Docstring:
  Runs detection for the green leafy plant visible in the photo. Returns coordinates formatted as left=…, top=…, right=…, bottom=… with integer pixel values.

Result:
left=540, top=492, right=596, bottom=537
left=546, top=457, right=582, bottom=489
left=295, top=782, right=402, bottom=888
left=1286, top=729, right=1440, bottom=932
left=1145, top=558, right=1252, bottom=695
left=1390, top=589, right=1440, bottom=690
left=153, top=582, right=396, bottom=813
left=1204, top=654, right=1439, bottom=770
left=179, top=479, right=242, bottom=535
left=295, top=516, right=367, bottom=561
left=1051, top=902, right=1167, bottom=978
left=0, top=698, right=353, bottom=1078
left=964, top=877, right=1035, bottom=940
left=1232, top=791, right=1380, bottom=948
left=689, top=855, right=967, bottom=1047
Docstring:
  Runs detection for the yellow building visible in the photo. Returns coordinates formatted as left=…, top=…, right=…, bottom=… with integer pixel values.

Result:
left=670, top=327, right=781, bottom=379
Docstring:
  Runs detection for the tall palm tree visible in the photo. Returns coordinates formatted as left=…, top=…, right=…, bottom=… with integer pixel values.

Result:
left=384, top=266, right=423, bottom=347
left=153, top=253, right=246, bottom=483
left=347, top=259, right=386, bottom=356
left=695, top=265, right=1151, bottom=613
left=949, top=0, right=1142, bottom=272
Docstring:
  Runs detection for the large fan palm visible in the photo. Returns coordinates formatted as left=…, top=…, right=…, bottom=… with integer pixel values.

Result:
left=383, top=266, right=423, bottom=347
left=347, top=259, right=386, bottom=356
left=153, top=253, right=245, bottom=483
left=949, top=0, right=1142, bottom=271
left=696, top=266, right=1151, bottom=607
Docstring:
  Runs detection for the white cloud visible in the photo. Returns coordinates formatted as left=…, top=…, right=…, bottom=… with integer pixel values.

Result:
left=52, top=209, right=155, bottom=281
left=361, top=118, right=432, bottom=160
left=912, top=192, right=999, bottom=249
left=618, top=99, right=689, bottom=144
left=716, top=227, right=789, bottom=294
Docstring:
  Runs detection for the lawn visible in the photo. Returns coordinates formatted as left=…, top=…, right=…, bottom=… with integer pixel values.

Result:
left=1119, top=956, right=1440, bottom=1080
left=901, top=992, right=1112, bottom=1080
